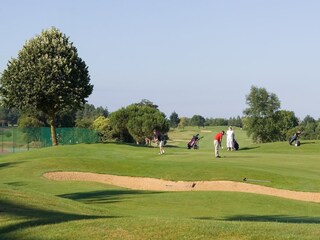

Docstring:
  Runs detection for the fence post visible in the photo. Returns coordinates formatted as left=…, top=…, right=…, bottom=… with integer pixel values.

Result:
left=1, top=128, right=3, bottom=153
left=12, top=126, right=15, bottom=153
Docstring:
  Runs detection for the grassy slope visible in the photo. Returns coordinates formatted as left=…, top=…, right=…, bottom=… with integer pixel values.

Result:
left=0, top=126, right=319, bottom=239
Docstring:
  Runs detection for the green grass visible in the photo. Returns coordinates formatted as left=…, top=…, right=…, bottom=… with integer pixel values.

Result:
left=0, top=126, right=319, bottom=239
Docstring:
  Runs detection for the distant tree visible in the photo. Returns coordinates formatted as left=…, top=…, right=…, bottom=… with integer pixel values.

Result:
left=91, top=116, right=112, bottom=142
left=18, top=115, right=45, bottom=144
left=228, top=116, right=243, bottom=128
left=0, top=27, right=93, bottom=145
left=205, top=118, right=228, bottom=126
left=126, top=105, right=169, bottom=143
left=75, top=104, right=108, bottom=128
left=96, top=106, right=109, bottom=117
left=135, top=99, right=158, bottom=109
left=0, top=106, right=20, bottom=126
left=243, top=86, right=281, bottom=143
left=109, top=104, right=169, bottom=143
left=302, top=115, right=316, bottom=126
left=190, top=115, right=206, bottom=128
left=108, top=107, right=132, bottom=142
left=18, top=115, right=44, bottom=128
left=273, top=110, right=299, bottom=141
left=301, top=115, right=318, bottom=139
left=178, top=117, right=187, bottom=129
left=169, top=111, right=180, bottom=128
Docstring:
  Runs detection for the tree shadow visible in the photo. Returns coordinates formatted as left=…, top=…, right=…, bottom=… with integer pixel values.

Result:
left=59, top=189, right=163, bottom=204
left=0, top=161, right=24, bottom=169
left=99, top=141, right=181, bottom=149
left=194, top=214, right=320, bottom=224
left=238, top=146, right=260, bottom=151
left=4, top=182, right=27, bottom=187
left=0, top=199, right=118, bottom=240
left=300, top=141, right=316, bottom=145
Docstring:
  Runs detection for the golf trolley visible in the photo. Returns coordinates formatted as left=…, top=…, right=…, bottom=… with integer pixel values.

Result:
left=187, top=134, right=203, bottom=149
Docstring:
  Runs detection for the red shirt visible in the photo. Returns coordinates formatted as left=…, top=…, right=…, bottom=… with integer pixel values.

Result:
left=214, top=132, right=224, bottom=142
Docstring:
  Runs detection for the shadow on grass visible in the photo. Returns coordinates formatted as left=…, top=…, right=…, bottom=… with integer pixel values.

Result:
left=100, top=141, right=181, bottom=149
left=4, top=182, right=27, bottom=187
left=0, top=199, right=118, bottom=240
left=59, top=189, right=162, bottom=204
left=300, top=141, right=316, bottom=145
left=0, top=161, right=24, bottom=169
left=194, top=215, right=320, bottom=224
left=238, top=146, right=260, bottom=151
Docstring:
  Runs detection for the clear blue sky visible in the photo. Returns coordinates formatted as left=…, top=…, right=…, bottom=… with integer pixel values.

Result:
left=1, top=0, right=320, bottom=119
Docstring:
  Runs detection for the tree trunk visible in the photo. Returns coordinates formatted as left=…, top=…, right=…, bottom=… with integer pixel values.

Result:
left=50, top=116, right=58, bottom=146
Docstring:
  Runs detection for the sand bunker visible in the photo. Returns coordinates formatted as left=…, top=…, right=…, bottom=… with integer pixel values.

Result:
left=43, top=172, right=320, bottom=203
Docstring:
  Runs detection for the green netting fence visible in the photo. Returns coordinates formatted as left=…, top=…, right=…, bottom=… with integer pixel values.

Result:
left=0, top=127, right=99, bottom=153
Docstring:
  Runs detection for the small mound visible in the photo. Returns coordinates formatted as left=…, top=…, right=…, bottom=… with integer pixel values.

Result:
left=43, top=172, right=320, bottom=203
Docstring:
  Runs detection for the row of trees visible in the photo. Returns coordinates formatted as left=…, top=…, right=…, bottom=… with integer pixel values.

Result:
left=169, top=112, right=242, bottom=129
left=0, top=27, right=319, bottom=145
left=0, top=104, right=108, bottom=128
left=169, top=86, right=320, bottom=143
left=1, top=89, right=319, bottom=145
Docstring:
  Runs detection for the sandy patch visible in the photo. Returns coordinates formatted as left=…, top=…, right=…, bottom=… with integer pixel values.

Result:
left=43, top=172, right=320, bottom=203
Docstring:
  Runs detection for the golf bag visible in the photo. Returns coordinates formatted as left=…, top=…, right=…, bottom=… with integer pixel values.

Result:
left=233, top=139, right=239, bottom=150
left=289, top=131, right=301, bottom=146
left=187, top=134, right=201, bottom=149
left=289, top=135, right=297, bottom=145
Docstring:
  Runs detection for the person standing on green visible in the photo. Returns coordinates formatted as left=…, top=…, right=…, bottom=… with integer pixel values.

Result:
left=214, top=130, right=225, bottom=158
left=153, top=129, right=165, bottom=154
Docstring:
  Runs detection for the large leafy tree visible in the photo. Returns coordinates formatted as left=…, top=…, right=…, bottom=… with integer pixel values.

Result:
left=0, top=27, right=93, bottom=145
left=109, top=103, right=169, bottom=144
left=243, top=86, right=281, bottom=143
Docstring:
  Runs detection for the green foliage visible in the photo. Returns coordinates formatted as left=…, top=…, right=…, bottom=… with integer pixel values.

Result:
left=300, top=115, right=320, bottom=140
left=273, top=110, right=299, bottom=141
left=75, top=103, right=108, bottom=128
left=189, top=115, right=205, bottom=127
left=91, top=116, right=112, bottom=142
left=126, top=104, right=169, bottom=143
left=18, top=115, right=45, bottom=143
left=169, top=111, right=180, bottom=128
left=0, top=27, right=93, bottom=145
left=177, top=117, right=187, bottom=129
left=244, top=86, right=283, bottom=143
left=4, top=130, right=12, bottom=138
left=227, top=116, right=243, bottom=128
left=18, top=115, right=44, bottom=128
left=109, top=103, right=169, bottom=143
left=244, top=86, right=280, bottom=117
left=108, top=107, right=132, bottom=142
left=205, top=117, right=228, bottom=126
left=0, top=107, right=20, bottom=126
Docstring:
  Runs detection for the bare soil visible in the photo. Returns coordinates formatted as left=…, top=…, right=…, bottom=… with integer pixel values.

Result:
left=43, top=171, right=320, bottom=203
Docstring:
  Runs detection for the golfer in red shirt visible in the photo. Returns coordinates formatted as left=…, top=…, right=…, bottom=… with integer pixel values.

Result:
left=214, top=131, right=225, bottom=158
